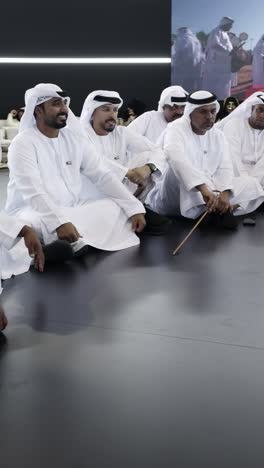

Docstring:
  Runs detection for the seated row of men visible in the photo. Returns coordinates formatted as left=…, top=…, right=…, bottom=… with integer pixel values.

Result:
left=1, top=83, right=264, bottom=331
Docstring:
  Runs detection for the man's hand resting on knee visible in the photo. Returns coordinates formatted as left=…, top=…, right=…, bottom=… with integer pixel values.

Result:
left=215, top=190, right=231, bottom=214
left=130, top=214, right=146, bottom=233
left=196, top=184, right=218, bottom=213
left=19, top=226, right=45, bottom=272
left=127, top=166, right=152, bottom=198
left=56, top=222, right=82, bottom=243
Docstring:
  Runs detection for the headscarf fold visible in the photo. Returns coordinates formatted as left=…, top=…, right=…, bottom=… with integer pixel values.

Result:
left=219, top=16, right=234, bottom=27
left=183, top=90, right=220, bottom=121
left=216, top=91, right=264, bottom=130
left=19, top=83, right=80, bottom=134
left=80, top=90, right=123, bottom=131
left=157, top=86, right=188, bottom=111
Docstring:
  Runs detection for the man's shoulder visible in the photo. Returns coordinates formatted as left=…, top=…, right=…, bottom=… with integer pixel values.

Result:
left=223, top=118, right=246, bottom=132
left=60, top=126, right=80, bottom=139
left=130, top=110, right=156, bottom=124
left=212, top=26, right=221, bottom=33
left=167, top=117, right=188, bottom=133
left=210, top=125, right=227, bottom=139
left=164, top=119, right=190, bottom=145
left=116, top=125, right=133, bottom=138
left=9, top=127, right=39, bottom=148
left=146, top=110, right=158, bottom=117
left=140, top=110, right=159, bottom=121
left=208, top=26, right=221, bottom=38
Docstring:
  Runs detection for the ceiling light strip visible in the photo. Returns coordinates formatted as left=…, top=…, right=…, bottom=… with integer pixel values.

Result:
left=0, top=57, right=171, bottom=64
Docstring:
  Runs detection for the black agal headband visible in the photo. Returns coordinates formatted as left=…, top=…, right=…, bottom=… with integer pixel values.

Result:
left=257, top=94, right=264, bottom=104
left=171, top=95, right=188, bottom=103
left=93, top=95, right=122, bottom=105
left=188, top=93, right=217, bottom=105
left=57, top=91, right=69, bottom=98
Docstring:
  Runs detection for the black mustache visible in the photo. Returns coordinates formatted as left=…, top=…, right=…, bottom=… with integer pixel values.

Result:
left=57, top=112, right=68, bottom=117
left=106, top=118, right=116, bottom=123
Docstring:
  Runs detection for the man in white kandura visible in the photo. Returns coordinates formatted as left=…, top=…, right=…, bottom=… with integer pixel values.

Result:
left=5, top=83, right=146, bottom=257
left=0, top=212, right=45, bottom=332
left=203, top=17, right=234, bottom=100
left=252, top=35, right=264, bottom=87
left=129, top=86, right=188, bottom=143
left=145, top=91, right=264, bottom=227
left=171, top=28, right=203, bottom=92
left=218, top=92, right=264, bottom=225
left=80, top=90, right=170, bottom=234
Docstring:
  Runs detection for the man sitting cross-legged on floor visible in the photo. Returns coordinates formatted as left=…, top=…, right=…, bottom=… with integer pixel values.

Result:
left=80, top=90, right=170, bottom=235
left=0, top=212, right=44, bottom=332
left=5, top=83, right=146, bottom=258
left=128, top=85, right=188, bottom=143
left=145, top=91, right=264, bottom=228
left=217, top=92, right=264, bottom=226
left=0, top=210, right=74, bottom=333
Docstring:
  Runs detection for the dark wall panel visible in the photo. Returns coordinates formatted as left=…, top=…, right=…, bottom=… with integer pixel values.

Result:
left=0, top=0, right=171, bottom=116
left=1, top=0, right=170, bottom=56
left=0, top=64, right=171, bottom=117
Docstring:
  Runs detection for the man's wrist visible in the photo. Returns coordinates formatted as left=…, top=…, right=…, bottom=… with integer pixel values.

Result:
left=126, top=169, right=133, bottom=178
left=18, top=225, right=32, bottom=238
left=196, top=183, right=207, bottom=193
left=146, top=163, right=158, bottom=174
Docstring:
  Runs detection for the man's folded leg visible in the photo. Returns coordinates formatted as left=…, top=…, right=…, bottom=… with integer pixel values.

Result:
left=42, top=240, right=74, bottom=263
left=141, top=206, right=172, bottom=236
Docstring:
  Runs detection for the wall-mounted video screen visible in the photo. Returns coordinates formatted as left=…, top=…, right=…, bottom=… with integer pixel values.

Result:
left=171, top=0, right=264, bottom=99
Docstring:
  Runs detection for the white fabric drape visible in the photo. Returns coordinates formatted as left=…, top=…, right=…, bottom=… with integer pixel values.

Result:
left=0, top=213, right=31, bottom=294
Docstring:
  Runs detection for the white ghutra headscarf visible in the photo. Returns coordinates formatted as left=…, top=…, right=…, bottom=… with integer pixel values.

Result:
left=183, top=90, right=220, bottom=121
left=157, top=85, right=188, bottom=111
left=19, top=83, right=81, bottom=134
left=80, top=90, right=123, bottom=131
left=219, top=16, right=234, bottom=27
left=216, top=91, right=264, bottom=131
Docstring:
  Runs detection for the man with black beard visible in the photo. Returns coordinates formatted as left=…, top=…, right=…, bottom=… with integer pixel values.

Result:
left=220, top=92, right=264, bottom=225
left=80, top=90, right=170, bottom=234
left=146, top=91, right=264, bottom=226
left=5, top=84, right=147, bottom=256
left=129, top=86, right=188, bottom=143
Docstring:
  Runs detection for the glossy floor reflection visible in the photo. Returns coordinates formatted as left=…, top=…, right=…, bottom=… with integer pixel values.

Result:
left=0, top=156, right=264, bottom=468
left=1, top=197, right=264, bottom=466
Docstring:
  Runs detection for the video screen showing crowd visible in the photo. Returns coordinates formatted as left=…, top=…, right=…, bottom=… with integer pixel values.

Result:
left=171, top=17, right=264, bottom=99
left=1, top=74, right=264, bottom=332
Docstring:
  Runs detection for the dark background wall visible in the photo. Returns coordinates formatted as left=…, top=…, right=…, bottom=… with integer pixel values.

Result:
left=0, top=0, right=171, bottom=117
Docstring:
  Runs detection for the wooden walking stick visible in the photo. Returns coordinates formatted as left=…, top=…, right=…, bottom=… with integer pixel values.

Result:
left=171, top=187, right=233, bottom=256
left=172, top=190, right=224, bottom=256
left=172, top=209, right=209, bottom=256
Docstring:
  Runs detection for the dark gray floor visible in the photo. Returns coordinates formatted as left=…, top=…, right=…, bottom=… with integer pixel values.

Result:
left=1, top=170, right=264, bottom=467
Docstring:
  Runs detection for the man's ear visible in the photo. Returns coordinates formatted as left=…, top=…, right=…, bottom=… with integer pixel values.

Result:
left=91, top=109, right=96, bottom=121
left=34, top=104, right=44, bottom=118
